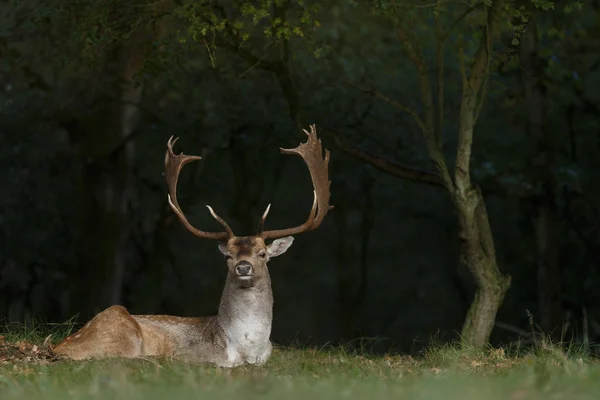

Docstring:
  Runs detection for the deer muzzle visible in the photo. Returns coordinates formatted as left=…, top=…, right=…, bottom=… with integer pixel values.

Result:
left=235, top=261, right=253, bottom=280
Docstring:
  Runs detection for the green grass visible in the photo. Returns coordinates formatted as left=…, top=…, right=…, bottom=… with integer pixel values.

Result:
left=0, top=317, right=76, bottom=345
left=1, top=326, right=600, bottom=400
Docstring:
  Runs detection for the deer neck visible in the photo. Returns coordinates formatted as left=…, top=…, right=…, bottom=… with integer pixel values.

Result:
left=217, top=272, right=273, bottom=346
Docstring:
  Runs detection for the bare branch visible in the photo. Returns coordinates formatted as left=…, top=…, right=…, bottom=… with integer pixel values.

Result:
left=394, top=24, right=435, bottom=138
left=237, top=42, right=278, bottom=77
left=0, top=37, right=51, bottom=92
left=474, top=9, right=493, bottom=124
left=434, top=0, right=445, bottom=146
left=326, top=128, right=444, bottom=187
left=440, top=5, right=478, bottom=43
left=390, top=19, right=455, bottom=191
left=345, top=80, right=454, bottom=191
left=495, top=321, right=530, bottom=337
left=455, top=0, right=506, bottom=191
left=212, top=1, right=301, bottom=126
left=458, top=36, right=468, bottom=90
left=345, top=81, right=428, bottom=135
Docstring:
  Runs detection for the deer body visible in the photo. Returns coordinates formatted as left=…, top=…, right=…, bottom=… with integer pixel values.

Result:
left=216, top=271, right=273, bottom=365
left=54, top=125, right=331, bottom=367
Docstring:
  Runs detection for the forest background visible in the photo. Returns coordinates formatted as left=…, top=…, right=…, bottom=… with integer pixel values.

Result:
left=1, top=0, right=599, bottom=354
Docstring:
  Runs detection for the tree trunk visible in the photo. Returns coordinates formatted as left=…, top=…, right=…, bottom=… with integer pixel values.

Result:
left=130, top=208, right=173, bottom=314
left=534, top=205, right=561, bottom=335
left=333, top=192, right=355, bottom=342
left=69, top=25, right=155, bottom=319
left=451, top=0, right=510, bottom=348
left=455, top=186, right=511, bottom=348
left=520, top=18, right=562, bottom=336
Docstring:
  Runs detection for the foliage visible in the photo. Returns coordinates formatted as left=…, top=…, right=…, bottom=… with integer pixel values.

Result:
left=175, top=0, right=321, bottom=43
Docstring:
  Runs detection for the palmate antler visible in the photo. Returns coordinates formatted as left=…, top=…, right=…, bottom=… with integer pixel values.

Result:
left=164, top=124, right=332, bottom=240
left=257, top=124, right=333, bottom=240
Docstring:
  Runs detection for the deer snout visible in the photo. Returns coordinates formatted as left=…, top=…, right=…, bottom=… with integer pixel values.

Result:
left=235, top=261, right=253, bottom=277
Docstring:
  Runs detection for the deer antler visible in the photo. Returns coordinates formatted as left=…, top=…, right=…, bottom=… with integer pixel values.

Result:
left=165, top=136, right=234, bottom=240
left=259, top=124, right=332, bottom=240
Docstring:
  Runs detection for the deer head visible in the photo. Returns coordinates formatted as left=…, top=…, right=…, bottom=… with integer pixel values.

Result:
left=164, top=124, right=332, bottom=286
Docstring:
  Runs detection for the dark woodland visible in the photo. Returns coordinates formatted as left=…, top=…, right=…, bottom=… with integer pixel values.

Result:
left=1, top=0, right=599, bottom=355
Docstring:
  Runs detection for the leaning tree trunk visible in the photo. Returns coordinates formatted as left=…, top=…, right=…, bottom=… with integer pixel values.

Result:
left=454, top=186, right=511, bottom=347
left=450, top=0, right=511, bottom=348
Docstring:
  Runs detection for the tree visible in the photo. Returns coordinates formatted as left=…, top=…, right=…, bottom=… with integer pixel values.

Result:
left=331, top=0, right=513, bottom=348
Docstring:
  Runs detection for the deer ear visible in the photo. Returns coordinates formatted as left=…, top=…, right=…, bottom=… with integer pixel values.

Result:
left=266, top=236, right=294, bottom=258
left=218, top=243, right=228, bottom=255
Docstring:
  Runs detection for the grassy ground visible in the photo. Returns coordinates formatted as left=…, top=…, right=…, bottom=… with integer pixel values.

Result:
left=1, top=323, right=600, bottom=399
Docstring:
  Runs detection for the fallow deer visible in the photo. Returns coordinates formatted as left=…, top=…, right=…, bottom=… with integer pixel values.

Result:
left=53, top=125, right=332, bottom=367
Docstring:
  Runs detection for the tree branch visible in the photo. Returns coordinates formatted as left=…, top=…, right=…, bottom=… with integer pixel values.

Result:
left=271, top=0, right=302, bottom=125
left=345, top=81, right=428, bottom=135
left=440, top=5, right=478, bottom=43
left=345, top=82, right=453, bottom=190
left=474, top=10, right=492, bottom=124
left=0, top=37, right=52, bottom=92
left=455, top=0, right=505, bottom=192
left=392, top=19, right=454, bottom=191
left=394, top=23, right=435, bottom=138
left=326, top=128, right=444, bottom=187
left=213, top=3, right=301, bottom=126
left=434, top=0, right=445, bottom=146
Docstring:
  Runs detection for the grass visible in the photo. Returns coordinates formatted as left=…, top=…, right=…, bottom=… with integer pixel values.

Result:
left=1, top=324, right=600, bottom=399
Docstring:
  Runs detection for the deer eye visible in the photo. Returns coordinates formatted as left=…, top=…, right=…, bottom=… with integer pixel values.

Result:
left=258, top=251, right=266, bottom=259
left=225, top=254, right=233, bottom=261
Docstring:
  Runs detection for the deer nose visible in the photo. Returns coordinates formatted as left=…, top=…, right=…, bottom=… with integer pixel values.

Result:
left=235, top=262, right=253, bottom=276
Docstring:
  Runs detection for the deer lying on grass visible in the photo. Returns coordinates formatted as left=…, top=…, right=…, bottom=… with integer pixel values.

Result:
left=53, top=125, right=332, bottom=367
